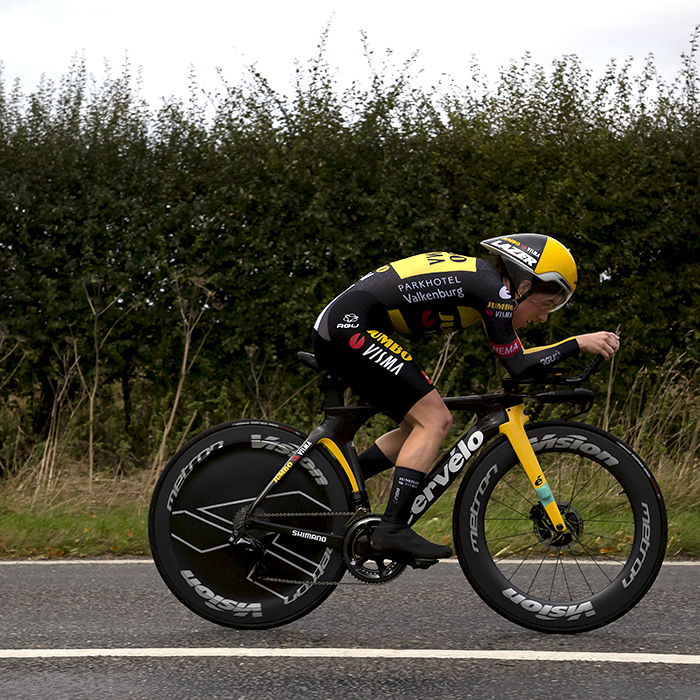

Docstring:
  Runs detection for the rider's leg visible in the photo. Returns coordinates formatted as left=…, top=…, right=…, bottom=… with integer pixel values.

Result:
left=371, top=390, right=453, bottom=563
left=358, top=422, right=410, bottom=479
left=393, top=389, right=453, bottom=472
left=362, top=393, right=452, bottom=478
left=368, top=391, right=453, bottom=471
left=374, top=423, right=410, bottom=462
left=357, top=443, right=395, bottom=480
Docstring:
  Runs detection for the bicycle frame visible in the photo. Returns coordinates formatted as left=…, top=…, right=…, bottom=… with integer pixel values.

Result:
left=243, top=370, right=596, bottom=545
left=152, top=352, right=668, bottom=634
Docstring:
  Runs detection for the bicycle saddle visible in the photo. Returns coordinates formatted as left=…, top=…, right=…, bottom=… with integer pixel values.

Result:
left=297, top=351, right=320, bottom=372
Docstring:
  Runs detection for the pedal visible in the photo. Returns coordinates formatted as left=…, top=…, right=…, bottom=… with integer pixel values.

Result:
left=369, top=546, right=441, bottom=570
left=410, top=558, right=440, bottom=570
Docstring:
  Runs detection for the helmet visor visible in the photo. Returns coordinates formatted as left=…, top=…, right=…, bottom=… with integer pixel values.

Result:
left=529, top=275, right=574, bottom=312
left=528, top=290, right=571, bottom=313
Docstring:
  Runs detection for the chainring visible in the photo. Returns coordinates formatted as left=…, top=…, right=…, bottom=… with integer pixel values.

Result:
left=342, top=513, right=407, bottom=584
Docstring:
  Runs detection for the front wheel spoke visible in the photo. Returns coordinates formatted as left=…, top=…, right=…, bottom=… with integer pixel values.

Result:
left=565, top=549, right=607, bottom=592
left=457, top=425, right=666, bottom=634
left=486, top=494, right=535, bottom=520
left=578, top=527, right=634, bottom=551
left=554, top=553, right=574, bottom=598
left=569, top=532, right=631, bottom=569
left=524, top=545, right=558, bottom=595
left=485, top=469, right=637, bottom=599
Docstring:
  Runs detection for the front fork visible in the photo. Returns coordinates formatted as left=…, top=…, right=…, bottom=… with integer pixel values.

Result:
left=498, top=404, right=567, bottom=533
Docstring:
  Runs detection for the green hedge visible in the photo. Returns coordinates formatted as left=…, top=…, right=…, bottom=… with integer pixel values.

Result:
left=0, top=32, right=699, bottom=472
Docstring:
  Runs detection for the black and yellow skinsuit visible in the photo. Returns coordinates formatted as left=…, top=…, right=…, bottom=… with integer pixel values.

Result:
left=313, top=251, right=579, bottom=418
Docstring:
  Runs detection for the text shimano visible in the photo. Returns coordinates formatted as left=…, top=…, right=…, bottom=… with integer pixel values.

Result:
left=292, top=530, right=328, bottom=543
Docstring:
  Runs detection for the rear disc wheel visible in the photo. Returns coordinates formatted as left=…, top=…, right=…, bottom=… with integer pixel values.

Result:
left=149, top=420, right=352, bottom=629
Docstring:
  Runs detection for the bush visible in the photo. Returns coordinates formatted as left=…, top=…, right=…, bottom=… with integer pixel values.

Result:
left=0, top=28, right=699, bottom=483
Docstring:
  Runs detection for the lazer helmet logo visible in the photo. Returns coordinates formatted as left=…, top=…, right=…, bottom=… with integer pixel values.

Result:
left=490, top=240, right=539, bottom=269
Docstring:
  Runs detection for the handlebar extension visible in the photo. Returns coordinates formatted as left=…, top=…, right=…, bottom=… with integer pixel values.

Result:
left=502, top=354, right=605, bottom=393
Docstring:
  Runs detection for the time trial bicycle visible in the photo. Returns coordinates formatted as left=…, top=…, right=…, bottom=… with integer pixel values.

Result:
left=149, top=353, right=667, bottom=634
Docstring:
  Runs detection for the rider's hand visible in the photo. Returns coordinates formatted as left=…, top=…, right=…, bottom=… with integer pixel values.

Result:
left=575, top=332, right=620, bottom=360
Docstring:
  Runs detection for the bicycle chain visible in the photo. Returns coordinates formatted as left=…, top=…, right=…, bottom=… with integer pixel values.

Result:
left=251, top=510, right=391, bottom=586
left=256, top=511, right=355, bottom=518
left=258, top=575, right=375, bottom=586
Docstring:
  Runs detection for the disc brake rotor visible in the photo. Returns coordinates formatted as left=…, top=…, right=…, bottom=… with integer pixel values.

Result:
left=530, top=501, right=584, bottom=549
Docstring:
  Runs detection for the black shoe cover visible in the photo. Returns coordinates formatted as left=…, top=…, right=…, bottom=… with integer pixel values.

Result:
left=371, top=522, right=452, bottom=565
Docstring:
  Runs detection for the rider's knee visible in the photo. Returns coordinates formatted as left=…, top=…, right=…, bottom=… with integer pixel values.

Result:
left=435, top=408, right=453, bottom=441
left=397, top=420, right=413, bottom=438
left=405, top=392, right=453, bottom=440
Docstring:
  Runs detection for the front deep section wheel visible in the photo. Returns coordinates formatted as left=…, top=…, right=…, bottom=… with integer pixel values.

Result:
left=149, top=420, right=353, bottom=629
left=453, top=421, right=667, bottom=633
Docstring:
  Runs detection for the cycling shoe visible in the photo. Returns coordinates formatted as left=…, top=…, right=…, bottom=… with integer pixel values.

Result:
left=371, top=522, right=452, bottom=566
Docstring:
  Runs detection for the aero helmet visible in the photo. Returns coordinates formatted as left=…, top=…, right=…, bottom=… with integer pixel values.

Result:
left=480, top=233, right=577, bottom=311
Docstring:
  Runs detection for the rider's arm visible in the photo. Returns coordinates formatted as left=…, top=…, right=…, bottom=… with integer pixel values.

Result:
left=475, top=262, right=618, bottom=377
left=487, top=330, right=620, bottom=377
left=491, top=335, right=580, bottom=378
left=476, top=269, right=579, bottom=377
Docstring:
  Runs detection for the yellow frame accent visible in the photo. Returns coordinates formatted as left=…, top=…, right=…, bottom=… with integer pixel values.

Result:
left=498, top=404, right=566, bottom=532
left=319, top=438, right=360, bottom=494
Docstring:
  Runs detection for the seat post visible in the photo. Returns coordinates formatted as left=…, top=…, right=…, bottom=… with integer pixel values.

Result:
left=297, top=351, right=347, bottom=410
left=319, top=373, right=345, bottom=410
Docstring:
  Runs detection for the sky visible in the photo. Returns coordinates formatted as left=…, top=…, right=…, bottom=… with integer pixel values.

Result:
left=0, top=0, right=698, bottom=107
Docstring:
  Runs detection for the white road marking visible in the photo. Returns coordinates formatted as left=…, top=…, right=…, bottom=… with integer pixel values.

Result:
left=0, top=559, right=698, bottom=566
left=1, top=560, right=698, bottom=665
left=0, top=559, right=156, bottom=565
left=1, top=648, right=700, bottom=664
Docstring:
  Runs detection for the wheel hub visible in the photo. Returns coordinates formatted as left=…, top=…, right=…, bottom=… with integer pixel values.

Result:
left=530, top=501, right=584, bottom=549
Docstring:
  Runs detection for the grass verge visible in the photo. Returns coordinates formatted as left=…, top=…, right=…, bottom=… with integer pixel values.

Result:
left=1, top=476, right=697, bottom=560
left=1, top=353, right=699, bottom=560
left=0, top=472, right=152, bottom=559
left=0, top=504, right=149, bottom=559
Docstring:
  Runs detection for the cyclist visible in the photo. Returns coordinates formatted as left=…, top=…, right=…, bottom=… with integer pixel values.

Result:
left=311, top=233, right=620, bottom=566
